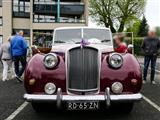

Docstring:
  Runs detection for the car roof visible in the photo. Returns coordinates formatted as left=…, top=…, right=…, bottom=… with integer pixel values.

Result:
left=55, top=27, right=111, bottom=31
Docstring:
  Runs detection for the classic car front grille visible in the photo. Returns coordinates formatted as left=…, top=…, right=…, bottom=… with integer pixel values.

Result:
left=68, top=47, right=99, bottom=93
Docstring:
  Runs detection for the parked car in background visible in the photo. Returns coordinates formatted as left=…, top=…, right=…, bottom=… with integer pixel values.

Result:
left=24, top=27, right=142, bottom=113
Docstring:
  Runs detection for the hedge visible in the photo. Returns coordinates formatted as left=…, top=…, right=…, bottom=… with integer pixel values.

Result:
left=133, top=38, right=143, bottom=56
left=123, top=37, right=143, bottom=56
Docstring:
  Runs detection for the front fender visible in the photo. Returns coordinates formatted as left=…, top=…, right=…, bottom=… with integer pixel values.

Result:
left=100, top=53, right=142, bottom=93
left=24, top=53, right=66, bottom=94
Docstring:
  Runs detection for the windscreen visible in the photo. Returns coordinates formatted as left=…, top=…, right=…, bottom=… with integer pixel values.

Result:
left=54, top=28, right=112, bottom=45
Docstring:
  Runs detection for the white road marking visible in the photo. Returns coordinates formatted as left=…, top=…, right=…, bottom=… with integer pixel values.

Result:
left=142, top=95, right=160, bottom=112
left=140, top=64, right=160, bottom=74
left=4, top=102, right=28, bottom=120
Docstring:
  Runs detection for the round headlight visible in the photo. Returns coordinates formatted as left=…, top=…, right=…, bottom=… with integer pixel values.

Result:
left=44, top=83, right=56, bottom=95
left=109, top=53, right=123, bottom=68
left=44, top=53, right=58, bottom=69
left=111, top=82, right=123, bottom=94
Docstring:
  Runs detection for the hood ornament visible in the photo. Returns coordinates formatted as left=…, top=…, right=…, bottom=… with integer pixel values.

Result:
left=80, top=39, right=90, bottom=48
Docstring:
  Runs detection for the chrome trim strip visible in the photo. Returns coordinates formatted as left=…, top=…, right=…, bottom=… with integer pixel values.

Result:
left=110, top=94, right=143, bottom=101
left=68, top=88, right=99, bottom=92
left=24, top=93, right=142, bottom=102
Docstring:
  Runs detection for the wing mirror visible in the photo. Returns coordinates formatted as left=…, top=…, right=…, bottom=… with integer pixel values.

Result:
left=127, top=44, right=133, bottom=54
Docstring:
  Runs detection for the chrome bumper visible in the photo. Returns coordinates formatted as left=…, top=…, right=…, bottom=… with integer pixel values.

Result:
left=24, top=88, right=142, bottom=108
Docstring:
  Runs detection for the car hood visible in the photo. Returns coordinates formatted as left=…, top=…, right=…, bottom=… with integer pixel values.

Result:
left=51, top=44, right=114, bottom=53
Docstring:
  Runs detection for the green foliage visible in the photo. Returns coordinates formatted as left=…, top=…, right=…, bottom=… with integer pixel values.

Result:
left=133, top=38, right=143, bottom=55
left=138, top=16, right=149, bottom=37
left=89, top=0, right=146, bottom=33
left=124, top=37, right=143, bottom=55
left=126, top=19, right=141, bottom=37
left=156, top=27, right=160, bottom=37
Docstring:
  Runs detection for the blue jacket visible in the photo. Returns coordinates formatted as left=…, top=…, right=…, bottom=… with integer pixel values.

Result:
left=11, top=35, right=28, bottom=57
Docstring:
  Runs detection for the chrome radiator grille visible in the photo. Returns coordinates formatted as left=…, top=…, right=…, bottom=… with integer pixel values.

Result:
left=68, top=47, right=99, bottom=92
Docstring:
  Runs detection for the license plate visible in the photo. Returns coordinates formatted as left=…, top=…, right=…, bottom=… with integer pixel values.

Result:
left=67, top=101, right=99, bottom=110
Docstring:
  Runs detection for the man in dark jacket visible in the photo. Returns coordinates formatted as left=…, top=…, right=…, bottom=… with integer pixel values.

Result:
left=11, top=30, right=28, bottom=82
left=141, top=30, right=160, bottom=84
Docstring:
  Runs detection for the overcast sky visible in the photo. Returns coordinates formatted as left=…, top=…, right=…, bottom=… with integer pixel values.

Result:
left=89, top=0, right=160, bottom=28
left=145, top=0, right=160, bottom=28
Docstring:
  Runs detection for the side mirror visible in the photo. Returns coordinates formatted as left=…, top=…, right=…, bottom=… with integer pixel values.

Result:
left=31, top=45, right=40, bottom=56
left=127, top=44, right=133, bottom=54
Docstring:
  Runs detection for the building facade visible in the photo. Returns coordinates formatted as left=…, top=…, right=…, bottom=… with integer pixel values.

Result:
left=0, top=0, right=88, bottom=47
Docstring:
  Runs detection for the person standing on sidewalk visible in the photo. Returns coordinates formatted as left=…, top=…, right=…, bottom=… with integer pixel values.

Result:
left=141, top=30, right=160, bottom=84
left=11, top=30, right=28, bottom=82
left=0, top=37, right=15, bottom=81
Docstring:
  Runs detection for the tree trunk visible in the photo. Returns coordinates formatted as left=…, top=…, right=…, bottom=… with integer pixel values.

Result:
left=118, top=20, right=125, bottom=32
left=104, top=22, right=116, bottom=33
left=110, top=26, right=117, bottom=33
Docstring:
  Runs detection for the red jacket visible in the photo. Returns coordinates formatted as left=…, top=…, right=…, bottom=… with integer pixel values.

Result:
left=115, top=43, right=127, bottom=53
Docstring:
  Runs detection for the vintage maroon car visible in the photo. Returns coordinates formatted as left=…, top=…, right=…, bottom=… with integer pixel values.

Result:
left=24, top=27, right=142, bottom=112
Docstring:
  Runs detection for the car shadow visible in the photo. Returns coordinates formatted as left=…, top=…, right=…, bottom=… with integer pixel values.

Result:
left=31, top=105, right=135, bottom=120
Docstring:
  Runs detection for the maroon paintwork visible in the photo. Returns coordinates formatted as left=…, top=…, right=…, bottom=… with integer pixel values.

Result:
left=24, top=51, right=142, bottom=94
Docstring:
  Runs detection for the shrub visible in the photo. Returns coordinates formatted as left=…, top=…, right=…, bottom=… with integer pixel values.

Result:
left=123, top=37, right=143, bottom=56
left=133, top=38, right=143, bottom=56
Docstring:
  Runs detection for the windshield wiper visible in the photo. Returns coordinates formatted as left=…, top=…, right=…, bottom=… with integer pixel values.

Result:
left=101, top=39, right=110, bottom=43
left=75, top=42, right=81, bottom=44
left=54, top=41, right=66, bottom=43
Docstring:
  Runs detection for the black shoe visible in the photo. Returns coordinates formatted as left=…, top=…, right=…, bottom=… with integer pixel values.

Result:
left=15, top=76, right=23, bottom=82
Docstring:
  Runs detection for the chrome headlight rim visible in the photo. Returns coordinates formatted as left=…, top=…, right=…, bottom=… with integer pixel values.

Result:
left=108, top=53, right=123, bottom=69
left=43, top=53, right=59, bottom=69
left=111, top=82, right=123, bottom=94
left=44, top=83, right=56, bottom=95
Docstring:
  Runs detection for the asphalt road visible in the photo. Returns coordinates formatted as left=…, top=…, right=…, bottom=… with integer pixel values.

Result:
left=0, top=58, right=160, bottom=120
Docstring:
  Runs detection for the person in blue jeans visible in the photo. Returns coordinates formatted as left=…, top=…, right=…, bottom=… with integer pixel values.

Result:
left=11, top=30, right=28, bottom=82
left=141, top=30, right=160, bottom=84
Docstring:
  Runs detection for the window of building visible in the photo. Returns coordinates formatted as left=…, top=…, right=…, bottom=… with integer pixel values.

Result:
left=13, top=0, right=30, bottom=18
left=33, top=0, right=85, bottom=23
left=0, top=0, right=2, bottom=7
left=33, top=15, right=56, bottom=23
left=0, top=17, right=2, bottom=26
left=33, top=30, right=53, bottom=48
left=13, top=29, right=30, bottom=37
left=0, top=35, right=2, bottom=44
left=34, top=0, right=57, bottom=3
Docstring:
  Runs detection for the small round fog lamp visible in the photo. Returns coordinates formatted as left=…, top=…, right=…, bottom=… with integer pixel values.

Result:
left=111, top=82, right=123, bottom=94
left=44, top=83, right=56, bottom=95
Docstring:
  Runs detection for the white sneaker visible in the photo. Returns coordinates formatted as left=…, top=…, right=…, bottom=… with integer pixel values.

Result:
left=151, top=81, right=156, bottom=85
left=2, top=79, right=9, bottom=81
left=143, top=80, right=146, bottom=84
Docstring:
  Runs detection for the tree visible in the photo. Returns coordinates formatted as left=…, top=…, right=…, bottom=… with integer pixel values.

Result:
left=89, top=0, right=146, bottom=33
left=138, top=16, right=149, bottom=37
left=126, top=19, right=141, bottom=37
left=156, top=27, right=160, bottom=37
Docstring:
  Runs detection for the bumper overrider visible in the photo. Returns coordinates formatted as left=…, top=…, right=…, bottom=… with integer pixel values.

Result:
left=24, top=88, right=142, bottom=108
